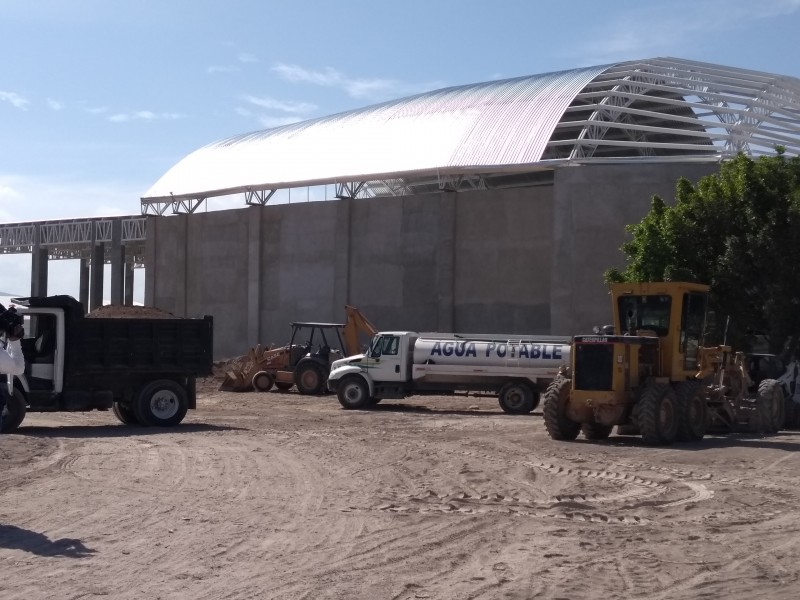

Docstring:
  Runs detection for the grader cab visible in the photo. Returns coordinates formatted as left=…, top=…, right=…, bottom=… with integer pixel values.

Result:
left=543, top=281, right=784, bottom=445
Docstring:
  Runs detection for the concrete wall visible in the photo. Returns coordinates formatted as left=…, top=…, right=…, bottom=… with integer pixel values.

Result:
left=550, top=163, right=719, bottom=335
left=146, top=185, right=554, bottom=359
left=145, top=162, right=721, bottom=359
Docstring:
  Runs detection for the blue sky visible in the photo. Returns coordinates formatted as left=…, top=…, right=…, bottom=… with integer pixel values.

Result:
left=2, top=0, right=800, bottom=300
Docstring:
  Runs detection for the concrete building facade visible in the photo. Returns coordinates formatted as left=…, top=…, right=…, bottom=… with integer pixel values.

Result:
left=146, top=162, right=717, bottom=359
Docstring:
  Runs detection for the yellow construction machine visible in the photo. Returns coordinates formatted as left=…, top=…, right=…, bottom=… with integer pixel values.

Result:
left=543, top=281, right=784, bottom=445
left=220, top=306, right=377, bottom=395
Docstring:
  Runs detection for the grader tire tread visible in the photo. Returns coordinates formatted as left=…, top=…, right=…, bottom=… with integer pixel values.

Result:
left=542, top=377, right=581, bottom=441
left=638, top=384, right=678, bottom=446
left=675, top=381, right=708, bottom=442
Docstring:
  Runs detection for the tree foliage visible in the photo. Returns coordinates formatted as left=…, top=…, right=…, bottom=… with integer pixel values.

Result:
left=605, top=150, right=800, bottom=354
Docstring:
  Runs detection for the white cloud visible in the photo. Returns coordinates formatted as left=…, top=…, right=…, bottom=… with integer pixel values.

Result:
left=271, top=63, right=444, bottom=100
left=237, top=52, right=258, bottom=63
left=47, top=98, right=64, bottom=111
left=208, top=65, right=241, bottom=74
left=0, top=91, right=30, bottom=110
left=241, top=94, right=317, bottom=114
left=107, top=111, right=187, bottom=123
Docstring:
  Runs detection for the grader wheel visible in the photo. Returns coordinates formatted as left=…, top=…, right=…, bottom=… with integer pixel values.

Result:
left=543, top=376, right=581, bottom=441
left=751, top=379, right=783, bottom=434
left=674, top=381, right=708, bottom=442
left=637, top=384, right=679, bottom=445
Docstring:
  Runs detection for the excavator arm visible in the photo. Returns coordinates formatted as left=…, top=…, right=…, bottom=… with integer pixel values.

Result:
left=342, top=305, right=377, bottom=357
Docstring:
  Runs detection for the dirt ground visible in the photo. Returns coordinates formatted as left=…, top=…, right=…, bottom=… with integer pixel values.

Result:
left=2, top=378, right=800, bottom=600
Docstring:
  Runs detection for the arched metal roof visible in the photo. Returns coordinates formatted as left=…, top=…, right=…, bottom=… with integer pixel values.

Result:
left=142, top=57, right=800, bottom=214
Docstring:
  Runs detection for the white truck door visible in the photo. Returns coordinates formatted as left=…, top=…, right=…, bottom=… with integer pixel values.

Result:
left=368, top=334, right=406, bottom=382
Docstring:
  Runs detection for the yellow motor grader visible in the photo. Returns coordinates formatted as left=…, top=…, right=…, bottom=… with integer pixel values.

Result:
left=543, top=281, right=784, bottom=445
left=220, top=306, right=377, bottom=395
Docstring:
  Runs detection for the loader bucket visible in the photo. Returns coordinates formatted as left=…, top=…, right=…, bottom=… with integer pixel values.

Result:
left=219, top=344, right=293, bottom=392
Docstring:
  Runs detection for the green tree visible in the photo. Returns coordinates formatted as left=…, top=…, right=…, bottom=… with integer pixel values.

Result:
left=605, top=150, right=800, bottom=355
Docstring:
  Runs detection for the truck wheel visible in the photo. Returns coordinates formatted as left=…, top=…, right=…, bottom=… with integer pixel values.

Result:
left=337, top=375, right=371, bottom=409
left=1, top=388, right=27, bottom=433
left=136, top=380, right=189, bottom=427
left=581, top=422, right=613, bottom=440
left=295, top=363, right=325, bottom=395
left=674, top=381, right=708, bottom=442
left=252, top=371, right=275, bottom=392
left=637, top=384, right=678, bottom=445
left=498, top=381, right=536, bottom=414
left=542, top=376, right=580, bottom=440
left=112, top=402, right=140, bottom=425
left=275, top=382, right=294, bottom=391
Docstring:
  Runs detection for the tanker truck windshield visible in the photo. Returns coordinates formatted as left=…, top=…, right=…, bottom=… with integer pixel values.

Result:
left=369, top=334, right=399, bottom=357
left=618, top=295, right=672, bottom=336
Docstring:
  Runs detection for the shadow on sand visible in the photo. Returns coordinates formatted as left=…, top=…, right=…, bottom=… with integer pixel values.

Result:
left=0, top=524, right=96, bottom=558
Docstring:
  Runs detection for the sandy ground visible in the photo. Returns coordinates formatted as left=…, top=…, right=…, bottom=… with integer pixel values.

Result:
left=2, top=379, right=800, bottom=600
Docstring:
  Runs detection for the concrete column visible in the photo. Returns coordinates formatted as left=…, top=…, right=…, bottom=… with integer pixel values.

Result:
left=435, top=192, right=456, bottom=332
left=124, top=261, right=134, bottom=306
left=246, top=206, right=262, bottom=347
left=31, top=246, right=49, bottom=297
left=332, top=198, right=352, bottom=311
left=90, top=242, right=104, bottom=312
left=79, top=258, right=90, bottom=308
left=144, top=216, right=156, bottom=307
left=109, top=219, right=124, bottom=305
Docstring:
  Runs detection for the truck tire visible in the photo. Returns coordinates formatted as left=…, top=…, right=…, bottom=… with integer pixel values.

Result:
left=498, top=381, right=536, bottom=414
left=295, top=362, right=326, bottom=395
left=637, top=384, right=679, bottom=445
left=674, top=381, right=708, bottom=442
left=135, top=380, right=189, bottom=427
left=1, top=387, right=27, bottom=433
left=112, top=402, right=140, bottom=425
left=337, top=375, right=371, bottom=409
left=252, top=371, right=275, bottom=392
left=759, top=379, right=784, bottom=432
left=542, top=376, right=580, bottom=441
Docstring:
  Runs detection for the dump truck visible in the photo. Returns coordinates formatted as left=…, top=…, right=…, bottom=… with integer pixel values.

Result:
left=542, top=281, right=784, bottom=445
left=1, top=295, right=213, bottom=432
left=327, top=331, right=571, bottom=414
left=221, top=305, right=377, bottom=394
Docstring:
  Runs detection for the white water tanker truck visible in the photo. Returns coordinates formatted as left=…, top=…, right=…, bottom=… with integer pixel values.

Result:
left=327, top=331, right=571, bottom=413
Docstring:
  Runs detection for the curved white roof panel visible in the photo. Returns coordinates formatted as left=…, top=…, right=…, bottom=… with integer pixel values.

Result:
left=142, top=57, right=800, bottom=213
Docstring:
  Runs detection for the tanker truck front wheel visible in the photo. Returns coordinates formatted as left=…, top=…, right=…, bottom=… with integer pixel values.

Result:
left=337, top=376, right=372, bottom=409
left=498, top=381, right=537, bottom=414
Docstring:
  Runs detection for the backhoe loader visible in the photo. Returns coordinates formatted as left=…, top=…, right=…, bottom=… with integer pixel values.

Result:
left=220, top=306, right=377, bottom=394
left=543, top=282, right=783, bottom=445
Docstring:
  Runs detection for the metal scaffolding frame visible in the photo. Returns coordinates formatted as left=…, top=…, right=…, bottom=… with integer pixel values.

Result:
left=0, top=216, right=147, bottom=266
left=139, top=57, right=800, bottom=214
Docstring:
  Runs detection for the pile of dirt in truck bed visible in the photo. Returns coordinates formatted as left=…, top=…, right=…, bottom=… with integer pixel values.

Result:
left=86, top=304, right=177, bottom=319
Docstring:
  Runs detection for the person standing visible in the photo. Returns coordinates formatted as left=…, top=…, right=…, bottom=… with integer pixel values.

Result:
left=0, top=321, right=26, bottom=432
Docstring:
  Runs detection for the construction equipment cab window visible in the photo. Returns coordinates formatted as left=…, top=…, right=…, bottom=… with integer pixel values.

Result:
left=680, top=292, right=707, bottom=370
left=618, top=295, right=672, bottom=336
